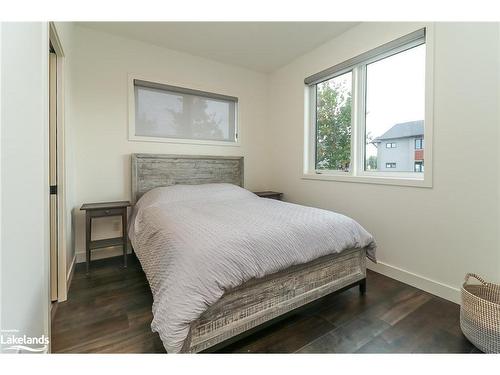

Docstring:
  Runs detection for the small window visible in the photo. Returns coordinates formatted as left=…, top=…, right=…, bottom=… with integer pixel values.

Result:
left=385, top=142, right=397, bottom=148
left=415, top=138, right=424, bottom=150
left=386, top=162, right=397, bottom=169
left=131, top=79, right=238, bottom=144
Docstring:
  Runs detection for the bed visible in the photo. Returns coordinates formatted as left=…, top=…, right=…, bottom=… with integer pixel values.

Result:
left=129, top=153, right=376, bottom=353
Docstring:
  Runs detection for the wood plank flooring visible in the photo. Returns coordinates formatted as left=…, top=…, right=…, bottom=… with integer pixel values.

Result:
left=51, top=254, right=479, bottom=353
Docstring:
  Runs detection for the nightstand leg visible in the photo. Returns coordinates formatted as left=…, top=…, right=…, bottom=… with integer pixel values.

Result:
left=359, top=278, right=366, bottom=295
left=122, top=211, right=127, bottom=268
left=86, top=213, right=91, bottom=275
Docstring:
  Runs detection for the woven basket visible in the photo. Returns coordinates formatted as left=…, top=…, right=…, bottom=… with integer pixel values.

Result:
left=460, top=273, right=500, bottom=353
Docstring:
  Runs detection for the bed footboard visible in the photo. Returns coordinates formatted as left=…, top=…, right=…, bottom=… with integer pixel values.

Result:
left=183, top=247, right=367, bottom=353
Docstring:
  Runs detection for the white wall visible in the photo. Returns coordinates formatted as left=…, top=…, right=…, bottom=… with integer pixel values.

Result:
left=69, top=26, right=271, bottom=262
left=0, top=22, right=49, bottom=351
left=267, top=22, right=500, bottom=303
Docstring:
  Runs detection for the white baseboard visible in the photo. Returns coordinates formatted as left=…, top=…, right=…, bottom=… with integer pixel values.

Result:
left=67, top=254, right=76, bottom=282
left=66, top=253, right=76, bottom=289
left=368, top=261, right=460, bottom=304
left=76, top=245, right=132, bottom=263
left=55, top=253, right=76, bottom=303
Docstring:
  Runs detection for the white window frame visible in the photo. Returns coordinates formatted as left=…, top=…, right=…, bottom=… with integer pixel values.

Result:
left=303, top=27, right=434, bottom=188
left=128, top=74, right=240, bottom=147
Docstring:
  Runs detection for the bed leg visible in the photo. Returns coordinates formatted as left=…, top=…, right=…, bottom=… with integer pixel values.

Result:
left=359, top=278, right=366, bottom=295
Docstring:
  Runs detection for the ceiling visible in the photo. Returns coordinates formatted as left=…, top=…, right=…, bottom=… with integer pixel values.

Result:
left=79, top=22, right=358, bottom=73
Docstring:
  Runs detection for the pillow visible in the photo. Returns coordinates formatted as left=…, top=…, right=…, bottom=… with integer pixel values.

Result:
left=136, top=183, right=254, bottom=209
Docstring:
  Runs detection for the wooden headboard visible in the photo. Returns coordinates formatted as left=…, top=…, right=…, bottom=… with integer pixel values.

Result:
left=131, top=154, right=244, bottom=203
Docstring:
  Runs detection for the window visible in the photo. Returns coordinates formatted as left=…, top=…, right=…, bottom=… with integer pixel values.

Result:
left=305, top=28, right=431, bottom=186
left=415, top=138, right=424, bottom=150
left=414, top=161, right=424, bottom=172
left=130, top=79, right=238, bottom=144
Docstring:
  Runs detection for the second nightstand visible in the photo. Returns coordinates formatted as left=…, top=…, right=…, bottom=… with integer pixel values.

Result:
left=253, top=191, right=283, bottom=200
left=80, top=201, right=131, bottom=274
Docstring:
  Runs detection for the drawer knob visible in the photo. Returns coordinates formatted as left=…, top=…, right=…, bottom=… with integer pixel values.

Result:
left=105, top=210, right=110, bottom=215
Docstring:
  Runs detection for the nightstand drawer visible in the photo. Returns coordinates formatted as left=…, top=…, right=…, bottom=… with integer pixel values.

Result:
left=87, top=208, right=124, bottom=218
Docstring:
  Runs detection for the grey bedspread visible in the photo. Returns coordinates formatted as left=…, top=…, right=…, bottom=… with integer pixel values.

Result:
left=129, top=183, right=376, bottom=353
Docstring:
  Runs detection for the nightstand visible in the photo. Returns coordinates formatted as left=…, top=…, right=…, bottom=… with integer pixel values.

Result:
left=80, top=201, right=131, bottom=274
left=253, top=191, right=283, bottom=200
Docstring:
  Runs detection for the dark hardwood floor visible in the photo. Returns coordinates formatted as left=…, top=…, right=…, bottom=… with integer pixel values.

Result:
left=52, top=254, right=479, bottom=353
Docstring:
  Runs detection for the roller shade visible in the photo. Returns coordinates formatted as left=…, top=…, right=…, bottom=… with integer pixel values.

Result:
left=133, top=80, right=238, bottom=143
left=304, top=28, right=425, bottom=85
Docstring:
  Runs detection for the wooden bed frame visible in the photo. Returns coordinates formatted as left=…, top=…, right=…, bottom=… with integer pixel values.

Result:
left=131, top=153, right=367, bottom=353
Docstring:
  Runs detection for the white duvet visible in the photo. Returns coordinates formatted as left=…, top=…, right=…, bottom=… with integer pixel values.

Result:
left=129, top=183, right=376, bottom=353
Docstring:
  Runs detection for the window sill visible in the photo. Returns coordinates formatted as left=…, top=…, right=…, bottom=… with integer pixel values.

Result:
left=301, top=172, right=432, bottom=188
left=129, top=135, right=240, bottom=147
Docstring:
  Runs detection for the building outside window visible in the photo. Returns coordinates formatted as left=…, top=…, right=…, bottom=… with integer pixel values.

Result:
left=415, top=138, right=424, bottom=149
left=371, top=120, right=424, bottom=172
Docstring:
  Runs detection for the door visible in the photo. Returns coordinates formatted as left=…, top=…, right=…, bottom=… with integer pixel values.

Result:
left=49, top=50, right=58, bottom=302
